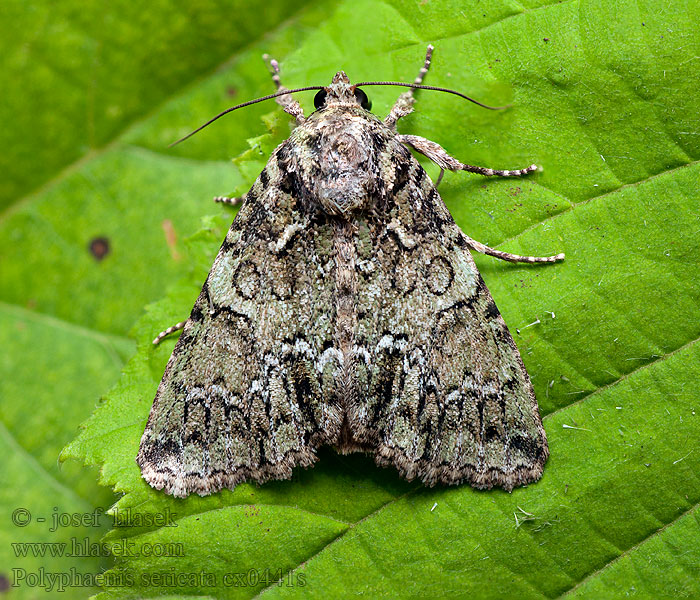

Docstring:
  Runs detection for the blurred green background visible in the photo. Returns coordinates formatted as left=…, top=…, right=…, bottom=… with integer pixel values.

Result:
left=1, top=0, right=699, bottom=598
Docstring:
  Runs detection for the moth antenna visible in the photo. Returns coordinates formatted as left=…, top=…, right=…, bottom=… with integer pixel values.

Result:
left=354, top=81, right=510, bottom=111
left=170, top=86, right=324, bottom=146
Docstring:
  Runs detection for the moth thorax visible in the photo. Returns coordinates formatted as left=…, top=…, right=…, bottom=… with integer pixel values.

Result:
left=314, top=131, right=373, bottom=215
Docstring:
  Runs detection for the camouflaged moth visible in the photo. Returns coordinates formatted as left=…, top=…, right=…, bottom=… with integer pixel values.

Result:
left=137, top=46, right=564, bottom=498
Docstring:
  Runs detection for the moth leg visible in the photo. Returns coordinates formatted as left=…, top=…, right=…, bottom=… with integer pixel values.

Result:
left=385, top=44, right=434, bottom=128
left=152, top=321, right=186, bottom=345
left=435, top=168, right=445, bottom=188
left=214, top=195, right=243, bottom=207
left=397, top=134, right=539, bottom=177
left=262, top=53, right=306, bottom=124
left=461, top=233, right=565, bottom=263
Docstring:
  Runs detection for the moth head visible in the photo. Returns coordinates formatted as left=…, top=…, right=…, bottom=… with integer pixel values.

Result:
left=313, top=71, right=372, bottom=111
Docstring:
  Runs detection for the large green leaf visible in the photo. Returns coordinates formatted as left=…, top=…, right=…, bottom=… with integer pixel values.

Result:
left=5, top=0, right=700, bottom=597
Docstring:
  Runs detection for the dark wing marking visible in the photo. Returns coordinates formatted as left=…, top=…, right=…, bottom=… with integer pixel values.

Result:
left=348, top=152, right=548, bottom=491
left=137, top=147, right=343, bottom=497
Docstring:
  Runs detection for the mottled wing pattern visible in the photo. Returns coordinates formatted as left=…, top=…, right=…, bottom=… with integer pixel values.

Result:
left=137, top=147, right=343, bottom=497
left=349, top=145, right=548, bottom=491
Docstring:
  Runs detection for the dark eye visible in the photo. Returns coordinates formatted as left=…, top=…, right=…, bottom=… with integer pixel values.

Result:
left=313, top=89, right=328, bottom=109
left=353, top=88, right=371, bottom=110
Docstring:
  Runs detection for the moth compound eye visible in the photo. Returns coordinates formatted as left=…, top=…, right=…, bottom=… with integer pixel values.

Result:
left=313, top=89, right=328, bottom=109
left=353, top=88, right=371, bottom=110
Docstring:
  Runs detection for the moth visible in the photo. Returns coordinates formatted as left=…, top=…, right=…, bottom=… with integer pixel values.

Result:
left=137, top=46, right=564, bottom=498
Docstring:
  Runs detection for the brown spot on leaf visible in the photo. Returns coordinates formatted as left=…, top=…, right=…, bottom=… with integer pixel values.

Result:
left=161, top=220, right=181, bottom=261
left=226, top=85, right=238, bottom=97
left=89, top=237, right=110, bottom=261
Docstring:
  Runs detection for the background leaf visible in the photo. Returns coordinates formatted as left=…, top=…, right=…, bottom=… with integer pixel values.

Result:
left=4, top=0, right=700, bottom=598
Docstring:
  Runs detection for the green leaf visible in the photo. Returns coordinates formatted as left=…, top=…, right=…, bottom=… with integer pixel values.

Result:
left=0, top=303, right=131, bottom=598
left=6, top=0, right=700, bottom=598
